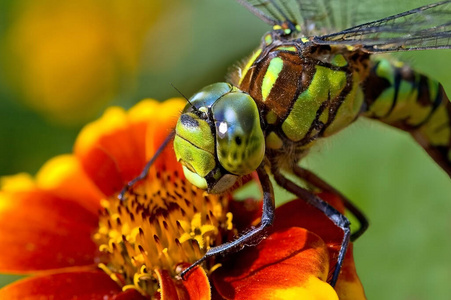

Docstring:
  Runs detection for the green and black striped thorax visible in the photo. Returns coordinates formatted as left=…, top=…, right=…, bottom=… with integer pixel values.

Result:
left=236, top=28, right=370, bottom=156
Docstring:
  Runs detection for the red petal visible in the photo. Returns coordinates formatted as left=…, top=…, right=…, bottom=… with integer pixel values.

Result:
left=228, top=193, right=364, bottom=298
left=274, top=196, right=366, bottom=291
left=0, top=271, right=122, bottom=299
left=273, top=198, right=344, bottom=251
left=144, top=100, right=184, bottom=176
left=74, top=107, right=148, bottom=196
left=275, top=196, right=366, bottom=287
left=113, top=289, right=148, bottom=300
left=0, top=189, right=98, bottom=273
left=212, top=227, right=337, bottom=300
left=179, top=265, right=211, bottom=300
left=76, top=145, right=125, bottom=196
left=232, top=195, right=345, bottom=251
left=278, top=195, right=366, bottom=296
left=155, top=269, right=178, bottom=299
left=317, top=192, right=346, bottom=215
left=228, top=198, right=262, bottom=231
left=156, top=265, right=211, bottom=300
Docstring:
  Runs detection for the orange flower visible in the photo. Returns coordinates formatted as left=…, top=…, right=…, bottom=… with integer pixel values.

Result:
left=0, top=99, right=365, bottom=299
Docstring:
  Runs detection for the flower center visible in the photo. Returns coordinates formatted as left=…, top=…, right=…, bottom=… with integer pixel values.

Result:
left=94, top=169, right=234, bottom=297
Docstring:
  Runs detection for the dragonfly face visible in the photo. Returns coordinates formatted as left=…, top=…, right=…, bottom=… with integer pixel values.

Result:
left=174, top=82, right=265, bottom=193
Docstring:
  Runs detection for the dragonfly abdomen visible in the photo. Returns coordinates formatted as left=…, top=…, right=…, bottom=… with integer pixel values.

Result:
left=362, top=58, right=451, bottom=175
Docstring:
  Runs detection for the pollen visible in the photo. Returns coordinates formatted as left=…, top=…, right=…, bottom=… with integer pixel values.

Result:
left=94, top=169, right=234, bottom=297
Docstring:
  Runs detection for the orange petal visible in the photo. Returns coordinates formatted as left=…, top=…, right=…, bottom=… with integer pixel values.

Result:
left=36, top=154, right=104, bottom=213
left=144, top=99, right=185, bottom=175
left=179, top=265, right=211, bottom=300
left=74, top=99, right=185, bottom=196
left=0, top=189, right=98, bottom=273
left=156, top=264, right=211, bottom=300
left=212, top=227, right=337, bottom=300
left=0, top=173, right=35, bottom=191
left=274, top=196, right=365, bottom=298
left=0, top=270, right=128, bottom=299
left=74, top=106, right=144, bottom=196
left=334, top=244, right=366, bottom=300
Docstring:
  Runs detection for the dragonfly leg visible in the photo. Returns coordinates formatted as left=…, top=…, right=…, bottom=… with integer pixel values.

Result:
left=272, top=168, right=350, bottom=287
left=118, top=130, right=175, bottom=201
left=292, top=165, right=368, bottom=241
left=180, top=165, right=275, bottom=280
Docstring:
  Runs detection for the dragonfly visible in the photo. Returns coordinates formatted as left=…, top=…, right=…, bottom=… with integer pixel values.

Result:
left=121, top=0, right=451, bottom=286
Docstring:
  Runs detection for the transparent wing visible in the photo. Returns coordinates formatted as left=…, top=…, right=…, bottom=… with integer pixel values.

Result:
left=313, top=1, right=451, bottom=52
left=235, top=0, right=341, bottom=36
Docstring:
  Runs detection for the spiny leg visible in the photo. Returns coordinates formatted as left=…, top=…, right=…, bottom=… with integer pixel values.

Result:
left=272, top=168, right=350, bottom=287
left=118, top=130, right=175, bottom=201
left=180, top=165, right=275, bottom=279
left=293, top=165, right=368, bottom=241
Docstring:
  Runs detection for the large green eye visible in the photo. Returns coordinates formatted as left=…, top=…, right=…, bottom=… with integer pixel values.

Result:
left=212, top=92, right=265, bottom=175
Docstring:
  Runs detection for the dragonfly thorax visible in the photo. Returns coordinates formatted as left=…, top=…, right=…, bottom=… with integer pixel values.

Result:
left=237, top=41, right=370, bottom=162
left=174, top=82, right=265, bottom=193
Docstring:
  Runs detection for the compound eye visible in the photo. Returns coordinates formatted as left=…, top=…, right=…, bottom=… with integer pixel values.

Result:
left=212, top=92, right=265, bottom=175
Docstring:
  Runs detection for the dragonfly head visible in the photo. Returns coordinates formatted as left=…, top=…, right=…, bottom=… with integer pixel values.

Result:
left=174, top=82, right=265, bottom=193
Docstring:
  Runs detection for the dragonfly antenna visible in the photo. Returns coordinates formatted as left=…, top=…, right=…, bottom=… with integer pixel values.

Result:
left=170, top=83, right=198, bottom=111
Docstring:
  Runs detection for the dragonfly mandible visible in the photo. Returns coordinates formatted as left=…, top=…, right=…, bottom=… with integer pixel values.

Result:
left=121, top=0, right=451, bottom=286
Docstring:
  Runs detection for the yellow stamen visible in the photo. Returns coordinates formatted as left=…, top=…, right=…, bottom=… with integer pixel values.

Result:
left=208, top=263, right=222, bottom=275
left=94, top=169, right=236, bottom=297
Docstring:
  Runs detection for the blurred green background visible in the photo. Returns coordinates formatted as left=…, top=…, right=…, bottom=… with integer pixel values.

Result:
left=0, top=0, right=450, bottom=299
